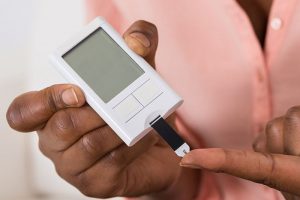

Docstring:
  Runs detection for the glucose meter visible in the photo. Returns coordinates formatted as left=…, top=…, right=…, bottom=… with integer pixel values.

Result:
left=50, top=17, right=190, bottom=157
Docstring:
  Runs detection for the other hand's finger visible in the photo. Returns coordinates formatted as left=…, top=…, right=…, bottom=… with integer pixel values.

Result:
left=181, top=148, right=300, bottom=196
left=284, top=106, right=300, bottom=156
left=265, top=117, right=284, bottom=154
left=6, top=84, right=85, bottom=132
left=252, top=131, right=267, bottom=153
left=253, top=117, right=284, bottom=154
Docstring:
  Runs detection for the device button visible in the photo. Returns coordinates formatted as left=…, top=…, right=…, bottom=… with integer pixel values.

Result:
left=114, top=95, right=143, bottom=122
left=133, top=80, right=162, bottom=106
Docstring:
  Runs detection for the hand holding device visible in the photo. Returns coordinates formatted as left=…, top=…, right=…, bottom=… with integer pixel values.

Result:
left=6, top=21, right=199, bottom=199
left=50, top=17, right=189, bottom=156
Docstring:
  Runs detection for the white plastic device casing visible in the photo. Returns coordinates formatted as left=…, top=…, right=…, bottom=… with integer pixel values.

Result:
left=49, top=17, right=183, bottom=146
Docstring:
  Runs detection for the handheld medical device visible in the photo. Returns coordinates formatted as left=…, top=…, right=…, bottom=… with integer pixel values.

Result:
left=50, top=17, right=190, bottom=156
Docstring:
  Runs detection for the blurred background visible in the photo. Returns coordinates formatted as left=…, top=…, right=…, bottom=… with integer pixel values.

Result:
left=0, top=0, right=120, bottom=199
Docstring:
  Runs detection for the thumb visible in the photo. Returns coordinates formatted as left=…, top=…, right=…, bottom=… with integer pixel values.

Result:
left=180, top=148, right=300, bottom=196
left=123, top=20, right=158, bottom=67
left=6, top=84, right=85, bottom=132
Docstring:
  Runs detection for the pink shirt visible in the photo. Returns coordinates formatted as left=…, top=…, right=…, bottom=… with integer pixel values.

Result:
left=86, top=1, right=300, bottom=199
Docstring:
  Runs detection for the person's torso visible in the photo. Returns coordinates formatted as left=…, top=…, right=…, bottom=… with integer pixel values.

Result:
left=86, top=1, right=300, bottom=199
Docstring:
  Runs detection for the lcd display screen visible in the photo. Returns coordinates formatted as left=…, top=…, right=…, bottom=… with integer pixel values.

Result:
left=63, top=28, right=144, bottom=103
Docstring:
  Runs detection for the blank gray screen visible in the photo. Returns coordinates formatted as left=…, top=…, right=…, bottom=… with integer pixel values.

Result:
left=63, top=28, right=144, bottom=103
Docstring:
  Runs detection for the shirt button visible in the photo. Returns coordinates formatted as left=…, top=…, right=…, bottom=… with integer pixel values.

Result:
left=270, top=17, right=283, bottom=30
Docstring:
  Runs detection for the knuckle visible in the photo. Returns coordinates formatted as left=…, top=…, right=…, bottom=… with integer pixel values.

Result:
left=50, top=109, right=77, bottom=141
left=76, top=172, right=124, bottom=198
left=38, top=140, right=49, bottom=157
left=54, top=158, right=74, bottom=181
left=218, top=148, right=229, bottom=171
left=80, top=133, right=100, bottom=158
left=265, top=120, right=278, bottom=136
left=260, top=153, right=278, bottom=188
left=55, top=165, right=67, bottom=179
left=80, top=187, right=96, bottom=198
left=265, top=118, right=284, bottom=144
left=75, top=173, right=90, bottom=195
left=286, top=106, right=300, bottom=121
left=38, top=140, right=62, bottom=171
left=55, top=165, right=76, bottom=186
left=98, top=182, right=124, bottom=198
left=44, top=86, right=62, bottom=112
left=252, top=136, right=267, bottom=153
left=103, top=181, right=125, bottom=197
left=105, top=147, right=127, bottom=166
left=252, top=132, right=266, bottom=152
left=252, top=140, right=261, bottom=152
left=79, top=126, right=116, bottom=158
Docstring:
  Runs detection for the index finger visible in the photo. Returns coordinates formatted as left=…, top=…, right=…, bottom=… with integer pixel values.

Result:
left=6, top=84, right=85, bottom=132
left=181, top=148, right=300, bottom=196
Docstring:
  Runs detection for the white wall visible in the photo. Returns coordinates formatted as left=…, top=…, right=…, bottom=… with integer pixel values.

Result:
left=0, top=0, right=34, bottom=198
left=0, top=0, right=121, bottom=199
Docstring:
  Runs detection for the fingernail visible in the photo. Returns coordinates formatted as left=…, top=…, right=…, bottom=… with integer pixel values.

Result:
left=180, top=153, right=205, bottom=169
left=62, top=88, right=78, bottom=106
left=180, top=162, right=203, bottom=169
left=129, top=32, right=151, bottom=47
left=180, top=156, right=200, bottom=169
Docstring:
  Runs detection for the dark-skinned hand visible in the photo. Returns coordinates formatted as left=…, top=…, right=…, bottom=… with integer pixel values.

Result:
left=6, top=21, right=199, bottom=199
left=181, top=106, right=300, bottom=200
